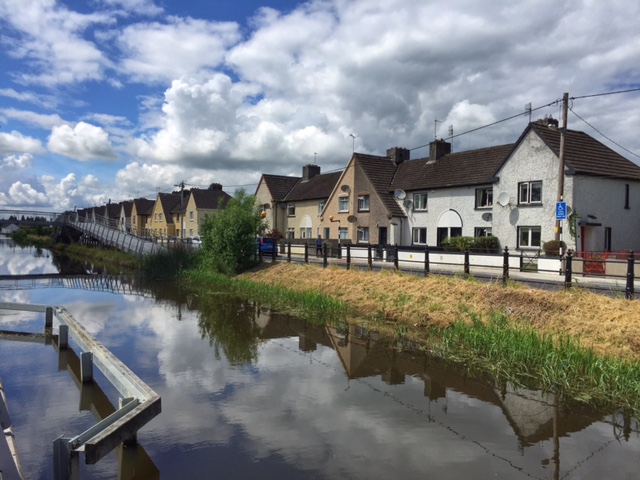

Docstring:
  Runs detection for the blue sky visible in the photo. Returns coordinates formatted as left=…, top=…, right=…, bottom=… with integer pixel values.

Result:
left=1, top=0, right=640, bottom=211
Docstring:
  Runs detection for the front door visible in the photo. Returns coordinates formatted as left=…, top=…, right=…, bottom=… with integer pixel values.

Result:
left=378, top=227, right=387, bottom=245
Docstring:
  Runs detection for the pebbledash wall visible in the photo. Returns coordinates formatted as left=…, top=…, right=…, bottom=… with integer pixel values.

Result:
left=492, top=129, right=575, bottom=251
left=572, top=176, right=640, bottom=252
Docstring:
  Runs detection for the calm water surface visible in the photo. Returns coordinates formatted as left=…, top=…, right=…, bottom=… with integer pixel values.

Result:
left=1, top=239, right=640, bottom=479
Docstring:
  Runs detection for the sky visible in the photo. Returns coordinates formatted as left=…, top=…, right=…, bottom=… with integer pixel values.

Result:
left=1, top=0, right=640, bottom=211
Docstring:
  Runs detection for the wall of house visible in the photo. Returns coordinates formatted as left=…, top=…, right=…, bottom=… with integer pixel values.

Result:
left=321, top=159, right=356, bottom=241
left=284, top=200, right=324, bottom=240
left=352, top=164, right=392, bottom=245
left=492, top=130, right=574, bottom=250
left=402, top=186, right=495, bottom=246
left=255, top=183, right=287, bottom=234
left=573, top=176, right=640, bottom=252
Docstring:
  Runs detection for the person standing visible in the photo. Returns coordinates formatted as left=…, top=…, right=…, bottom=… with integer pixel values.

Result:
left=315, top=235, right=323, bottom=257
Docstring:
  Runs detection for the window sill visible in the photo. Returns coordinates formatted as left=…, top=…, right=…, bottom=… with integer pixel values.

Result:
left=517, top=203, right=543, bottom=207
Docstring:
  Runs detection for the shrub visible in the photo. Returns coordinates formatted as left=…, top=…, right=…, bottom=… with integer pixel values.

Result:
left=441, top=236, right=500, bottom=253
left=542, top=240, right=566, bottom=256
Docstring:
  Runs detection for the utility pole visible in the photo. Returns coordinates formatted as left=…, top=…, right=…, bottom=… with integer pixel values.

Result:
left=555, top=92, right=569, bottom=242
left=175, top=181, right=185, bottom=240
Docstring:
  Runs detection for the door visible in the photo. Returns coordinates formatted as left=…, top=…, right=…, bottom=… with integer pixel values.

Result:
left=378, top=227, right=387, bottom=245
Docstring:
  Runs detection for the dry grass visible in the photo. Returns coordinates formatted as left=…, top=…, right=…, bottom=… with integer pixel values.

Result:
left=241, top=263, right=640, bottom=360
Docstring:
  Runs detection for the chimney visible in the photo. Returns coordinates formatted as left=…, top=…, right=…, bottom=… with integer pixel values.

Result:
left=429, top=139, right=451, bottom=162
left=386, top=147, right=410, bottom=165
left=208, top=183, right=222, bottom=190
left=535, top=116, right=559, bottom=128
left=302, top=164, right=321, bottom=181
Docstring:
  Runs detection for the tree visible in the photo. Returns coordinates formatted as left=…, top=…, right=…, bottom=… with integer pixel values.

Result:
left=200, top=189, right=265, bottom=274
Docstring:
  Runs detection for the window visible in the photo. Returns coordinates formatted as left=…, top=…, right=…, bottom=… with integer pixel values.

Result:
left=338, top=196, right=349, bottom=212
left=338, top=227, right=348, bottom=240
left=518, top=226, right=541, bottom=248
left=189, top=229, right=194, bottom=237
left=300, top=227, right=312, bottom=239
left=318, top=200, right=325, bottom=215
left=357, top=195, right=370, bottom=212
left=133, top=216, right=136, bottom=224
left=159, top=213, right=163, bottom=222
left=625, top=184, right=630, bottom=209
left=475, top=188, right=493, bottom=208
left=357, top=227, right=369, bottom=243
left=189, top=210, right=194, bottom=221
left=413, top=193, right=428, bottom=211
left=286, top=228, right=295, bottom=240
left=154, top=213, right=158, bottom=221
left=474, top=227, right=492, bottom=237
left=518, top=181, right=542, bottom=205
left=323, top=227, right=330, bottom=239
left=412, top=227, right=427, bottom=245
left=287, top=204, right=296, bottom=216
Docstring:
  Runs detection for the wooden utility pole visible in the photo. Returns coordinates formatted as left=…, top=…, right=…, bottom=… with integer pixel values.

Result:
left=555, top=92, right=569, bottom=242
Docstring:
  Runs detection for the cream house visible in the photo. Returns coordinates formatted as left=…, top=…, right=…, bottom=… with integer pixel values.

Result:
left=183, top=183, right=231, bottom=238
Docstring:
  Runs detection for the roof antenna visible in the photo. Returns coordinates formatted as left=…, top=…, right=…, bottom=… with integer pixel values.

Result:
left=448, top=125, right=454, bottom=153
left=314, top=152, right=317, bottom=164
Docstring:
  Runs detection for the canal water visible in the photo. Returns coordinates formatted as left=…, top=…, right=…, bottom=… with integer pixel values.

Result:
left=1, top=239, right=640, bottom=479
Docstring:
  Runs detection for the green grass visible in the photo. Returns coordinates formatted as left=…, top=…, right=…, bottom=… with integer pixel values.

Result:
left=184, top=268, right=347, bottom=323
left=427, top=311, right=640, bottom=410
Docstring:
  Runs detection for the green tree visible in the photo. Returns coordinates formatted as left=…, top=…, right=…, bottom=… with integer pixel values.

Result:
left=200, top=189, right=265, bottom=274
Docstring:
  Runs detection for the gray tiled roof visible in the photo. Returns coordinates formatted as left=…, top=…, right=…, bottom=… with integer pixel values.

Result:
left=189, top=187, right=232, bottom=210
left=133, top=198, right=155, bottom=216
left=390, top=144, right=513, bottom=192
left=285, top=171, right=342, bottom=201
left=259, top=174, right=300, bottom=201
left=356, top=154, right=406, bottom=218
left=530, top=123, right=640, bottom=180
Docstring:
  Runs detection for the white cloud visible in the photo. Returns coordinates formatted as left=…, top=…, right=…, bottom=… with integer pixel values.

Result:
left=0, top=153, right=33, bottom=171
left=0, top=181, right=48, bottom=206
left=117, top=17, right=241, bottom=83
left=47, top=122, right=117, bottom=161
left=0, top=108, right=66, bottom=130
left=0, top=130, right=45, bottom=155
left=0, top=88, right=59, bottom=109
left=0, top=0, right=113, bottom=86
left=97, top=0, right=163, bottom=17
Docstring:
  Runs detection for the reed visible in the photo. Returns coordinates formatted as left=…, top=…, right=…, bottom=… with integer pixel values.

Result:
left=428, top=311, right=640, bottom=409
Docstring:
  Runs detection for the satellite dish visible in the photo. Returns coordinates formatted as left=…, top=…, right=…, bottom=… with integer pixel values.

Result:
left=394, top=189, right=406, bottom=200
left=340, top=185, right=351, bottom=193
left=279, top=203, right=287, bottom=209
left=263, top=203, right=270, bottom=210
left=403, top=199, right=413, bottom=209
left=496, top=192, right=510, bottom=207
left=347, top=215, right=357, bottom=223
left=481, top=212, right=492, bottom=221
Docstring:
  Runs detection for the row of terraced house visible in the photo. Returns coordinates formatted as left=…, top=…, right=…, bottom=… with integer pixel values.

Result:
left=255, top=118, right=640, bottom=254
left=75, top=183, right=231, bottom=240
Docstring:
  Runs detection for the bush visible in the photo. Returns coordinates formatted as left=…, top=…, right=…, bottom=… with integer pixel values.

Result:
left=542, top=240, right=566, bottom=256
left=441, top=235, right=500, bottom=253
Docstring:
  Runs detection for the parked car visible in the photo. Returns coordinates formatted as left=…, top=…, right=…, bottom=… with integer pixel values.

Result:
left=257, top=237, right=278, bottom=255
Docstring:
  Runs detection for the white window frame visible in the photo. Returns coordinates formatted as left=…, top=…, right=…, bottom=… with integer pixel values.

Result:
left=318, top=200, right=325, bottom=215
left=412, top=227, right=427, bottom=245
left=286, top=227, right=295, bottom=240
left=518, top=181, right=542, bottom=205
left=189, top=210, right=194, bottom=221
left=338, top=196, right=349, bottom=212
left=357, top=227, right=369, bottom=243
left=413, top=193, right=428, bottom=211
left=338, top=226, right=348, bottom=240
left=517, top=226, right=541, bottom=249
left=287, top=204, right=296, bottom=216
left=475, top=187, right=493, bottom=209
left=474, top=227, right=492, bottom=237
left=357, top=195, right=370, bottom=212
left=300, top=227, right=312, bottom=239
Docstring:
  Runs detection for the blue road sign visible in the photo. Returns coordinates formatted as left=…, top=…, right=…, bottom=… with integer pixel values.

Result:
left=556, top=202, right=567, bottom=220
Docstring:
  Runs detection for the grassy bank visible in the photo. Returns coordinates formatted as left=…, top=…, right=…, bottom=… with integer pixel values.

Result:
left=215, top=262, right=640, bottom=410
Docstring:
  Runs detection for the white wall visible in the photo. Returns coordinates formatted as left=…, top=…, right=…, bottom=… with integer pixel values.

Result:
left=492, top=129, right=575, bottom=250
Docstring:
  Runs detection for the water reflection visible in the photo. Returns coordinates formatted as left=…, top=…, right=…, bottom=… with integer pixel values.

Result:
left=2, top=265, right=640, bottom=478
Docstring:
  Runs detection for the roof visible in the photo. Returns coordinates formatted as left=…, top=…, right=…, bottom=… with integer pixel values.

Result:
left=189, top=186, right=232, bottom=210
left=285, top=171, right=342, bottom=202
left=158, top=193, right=182, bottom=222
left=529, top=122, right=640, bottom=181
left=390, top=144, right=514, bottom=192
left=258, top=174, right=300, bottom=201
left=133, top=198, right=155, bottom=216
left=356, top=154, right=406, bottom=218
left=121, top=200, right=133, bottom=217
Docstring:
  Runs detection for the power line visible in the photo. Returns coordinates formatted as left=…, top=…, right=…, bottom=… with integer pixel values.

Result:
left=571, top=86, right=640, bottom=100
left=569, top=107, right=640, bottom=159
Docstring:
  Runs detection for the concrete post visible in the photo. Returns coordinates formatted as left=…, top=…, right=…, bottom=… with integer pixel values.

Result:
left=626, top=250, right=635, bottom=300
left=59, top=324, right=69, bottom=349
left=81, top=352, right=93, bottom=383
left=45, top=306, right=53, bottom=328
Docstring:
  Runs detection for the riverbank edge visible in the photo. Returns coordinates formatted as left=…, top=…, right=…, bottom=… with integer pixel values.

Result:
left=185, top=262, right=640, bottom=412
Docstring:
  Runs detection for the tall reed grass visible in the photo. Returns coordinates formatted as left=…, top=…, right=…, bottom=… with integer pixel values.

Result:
left=428, top=311, right=640, bottom=409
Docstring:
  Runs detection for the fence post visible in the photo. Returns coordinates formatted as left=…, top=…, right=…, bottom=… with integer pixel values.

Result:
left=424, top=244, right=430, bottom=277
left=304, top=242, right=309, bottom=263
left=565, top=249, right=573, bottom=289
left=272, top=242, right=277, bottom=262
left=464, top=248, right=470, bottom=276
left=287, top=241, right=291, bottom=262
left=393, top=244, right=399, bottom=270
left=323, top=242, right=328, bottom=268
left=502, top=246, right=509, bottom=286
left=626, top=250, right=635, bottom=300
left=519, top=250, right=523, bottom=272
left=346, top=244, right=351, bottom=270
left=368, top=245, right=373, bottom=271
